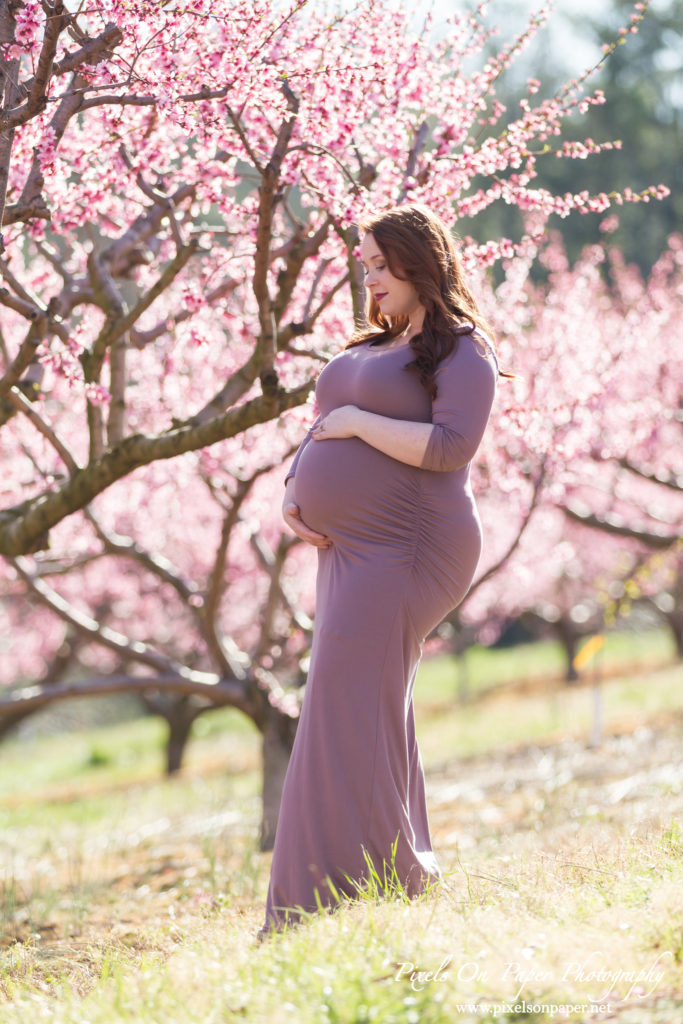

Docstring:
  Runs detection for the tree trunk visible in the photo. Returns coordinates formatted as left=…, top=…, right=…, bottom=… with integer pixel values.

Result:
left=555, top=618, right=580, bottom=683
left=446, top=615, right=474, bottom=704
left=455, top=648, right=470, bottom=704
left=0, top=707, right=37, bottom=741
left=0, top=630, right=84, bottom=741
left=662, top=610, right=683, bottom=660
left=165, top=704, right=198, bottom=774
left=260, top=704, right=298, bottom=852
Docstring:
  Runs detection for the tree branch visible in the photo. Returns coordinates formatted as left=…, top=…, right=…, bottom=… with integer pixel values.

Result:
left=397, top=119, right=430, bottom=203
left=0, top=673, right=254, bottom=720
left=107, top=325, right=127, bottom=445
left=335, top=222, right=365, bottom=329
left=278, top=269, right=350, bottom=349
left=563, top=505, right=679, bottom=549
left=201, top=462, right=283, bottom=678
left=89, top=242, right=201, bottom=370
left=0, top=256, right=66, bottom=329
left=468, top=463, right=546, bottom=596
left=22, top=2, right=70, bottom=125
left=78, top=91, right=156, bottom=111
left=130, top=275, right=238, bottom=348
left=9, top=555, right=216, bottom=681
left=302, top=258, right=331, bottom=324
left=0, top=318, right=46, bottom=400
left=18, top=21, right=124, bottom=99
left=253, top=80, right=300, bottom=393
left=272, top=216, right=330, bottom=329
left=249, top=532, right=299, bottom=663
left=615, top=456, right=682, bottom=493
left=110, top=239, right=200, bottom=346
left=0, top=622, right=87, bottom=739
left=82, top=509, right=200, bottom=605
left=0, top=286, right=40, bottom=320
left=84, top=246, right=125, bottom=456
left=249, top=528, right=312, bottom=635
left=4, top=385, right=80, bottom=471
left=225, top=102, right=265, bottom=174
left=0, top=380, right=314, bottom=556
left=14, top=69, right=90, bottom=223
left=118, top=142, right=185, bottom=248
left=101, top=182, right=195, bottom=276
left=0, top=9, right=22, bottom=241
left=201, top=479, right=255, bottom=679
left=2, top=198, right=51, bottom=226
left=180, top=350, right=262, bottom=429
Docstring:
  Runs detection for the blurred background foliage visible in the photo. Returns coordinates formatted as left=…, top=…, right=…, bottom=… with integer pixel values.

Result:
left=459, top=0, right=683, bottom=275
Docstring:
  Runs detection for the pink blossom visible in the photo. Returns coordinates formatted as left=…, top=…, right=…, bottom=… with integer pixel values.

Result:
left=84, top=383, right=112, bottom=406
left=0, top=0, right=676, bottom=699
left=14, top=0, right=42, bottom=52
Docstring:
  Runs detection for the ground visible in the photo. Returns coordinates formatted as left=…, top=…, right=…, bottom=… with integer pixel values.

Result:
left=0, top=637, right=681, bottom=1023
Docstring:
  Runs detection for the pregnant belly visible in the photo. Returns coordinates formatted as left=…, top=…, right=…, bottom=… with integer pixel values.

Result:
left=294, top=436, right=483, bottom=618
left=293, top=437, right=418, bottom=545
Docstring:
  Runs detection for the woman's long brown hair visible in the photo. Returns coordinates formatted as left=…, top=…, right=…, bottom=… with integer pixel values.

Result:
left=347, top=203, right=510, bottom=398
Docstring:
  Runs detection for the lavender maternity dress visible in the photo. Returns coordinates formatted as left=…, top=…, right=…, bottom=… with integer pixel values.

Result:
left=262, top=330, right=497, bottom=931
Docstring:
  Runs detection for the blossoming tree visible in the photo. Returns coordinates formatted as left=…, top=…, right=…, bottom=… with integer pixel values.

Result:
left=456, top=230, right=683, bottom=676
left=0, top=0, right=672, bottom=844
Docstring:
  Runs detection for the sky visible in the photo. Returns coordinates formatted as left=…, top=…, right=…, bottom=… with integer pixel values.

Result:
left=378, top=0, right=673, bottom=81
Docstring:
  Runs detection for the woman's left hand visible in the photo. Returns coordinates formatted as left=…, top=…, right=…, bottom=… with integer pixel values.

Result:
left=311, top=405, right=362, bottom=440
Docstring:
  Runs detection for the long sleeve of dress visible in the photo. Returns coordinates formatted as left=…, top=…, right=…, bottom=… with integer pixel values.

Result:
left=284, top=415, right=322, bottom=485
left=420, top=336, right=496, bottom=473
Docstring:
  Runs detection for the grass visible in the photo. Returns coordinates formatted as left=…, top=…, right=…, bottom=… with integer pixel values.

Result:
left=417, top=660, right=683, bottom=767
left=417, top=626, right=677, bottom=704
left=0, top=630, right=681, bottom=1022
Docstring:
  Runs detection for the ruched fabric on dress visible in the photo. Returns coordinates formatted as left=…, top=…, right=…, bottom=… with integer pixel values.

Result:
left=262, top=332, right=497, bottom=932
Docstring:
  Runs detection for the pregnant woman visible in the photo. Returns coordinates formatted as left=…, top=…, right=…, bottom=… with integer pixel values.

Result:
left=260, top=203, right=501, bottom=936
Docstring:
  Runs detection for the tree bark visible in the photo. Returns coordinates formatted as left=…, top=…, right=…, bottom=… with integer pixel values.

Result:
left=165, top=702, right=200, bottom=775
left=563, top=505, right=678, bottom=549
left=0, top=380, right=313, bottom=556
left=0, top=1, right=21, bottom=247
left=521, top=610, right=584, bottom=683
left=667, top=612, right=683, bottom=659
left=651, top=604, right=683, bottom=660
left=555, top=618, right=580, bottom=683
left=0, top=673, right=253, bottom=718
left=260, top=703, right=298, bottom=852
left=0, top=706, right=37, bottom=741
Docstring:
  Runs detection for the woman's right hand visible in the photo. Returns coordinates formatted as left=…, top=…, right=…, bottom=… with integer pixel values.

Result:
left=282, top=481, right=331, bottom=548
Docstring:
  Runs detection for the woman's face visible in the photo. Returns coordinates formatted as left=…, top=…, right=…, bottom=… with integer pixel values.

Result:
left=360, top=233, right=423, bottom=321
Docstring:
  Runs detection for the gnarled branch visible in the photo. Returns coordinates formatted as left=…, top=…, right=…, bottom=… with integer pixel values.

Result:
left=467, top=460, right=546, bottom=595
left=9, top=555, right=211, bottom=679
left=0, top=673, right=254, bottom=720
left=0, top=380, right=314, bottom=556
left=253, top=80, right=300, bottom=391
left=615, top=456, right=682, bottom=493
left=563, top=505, right=679, bottom=549
left=0, top=320, right=46, bottom=400
left=4, top=385, right=80, bottom=471
left=83, top=509, right=200, bottom=605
